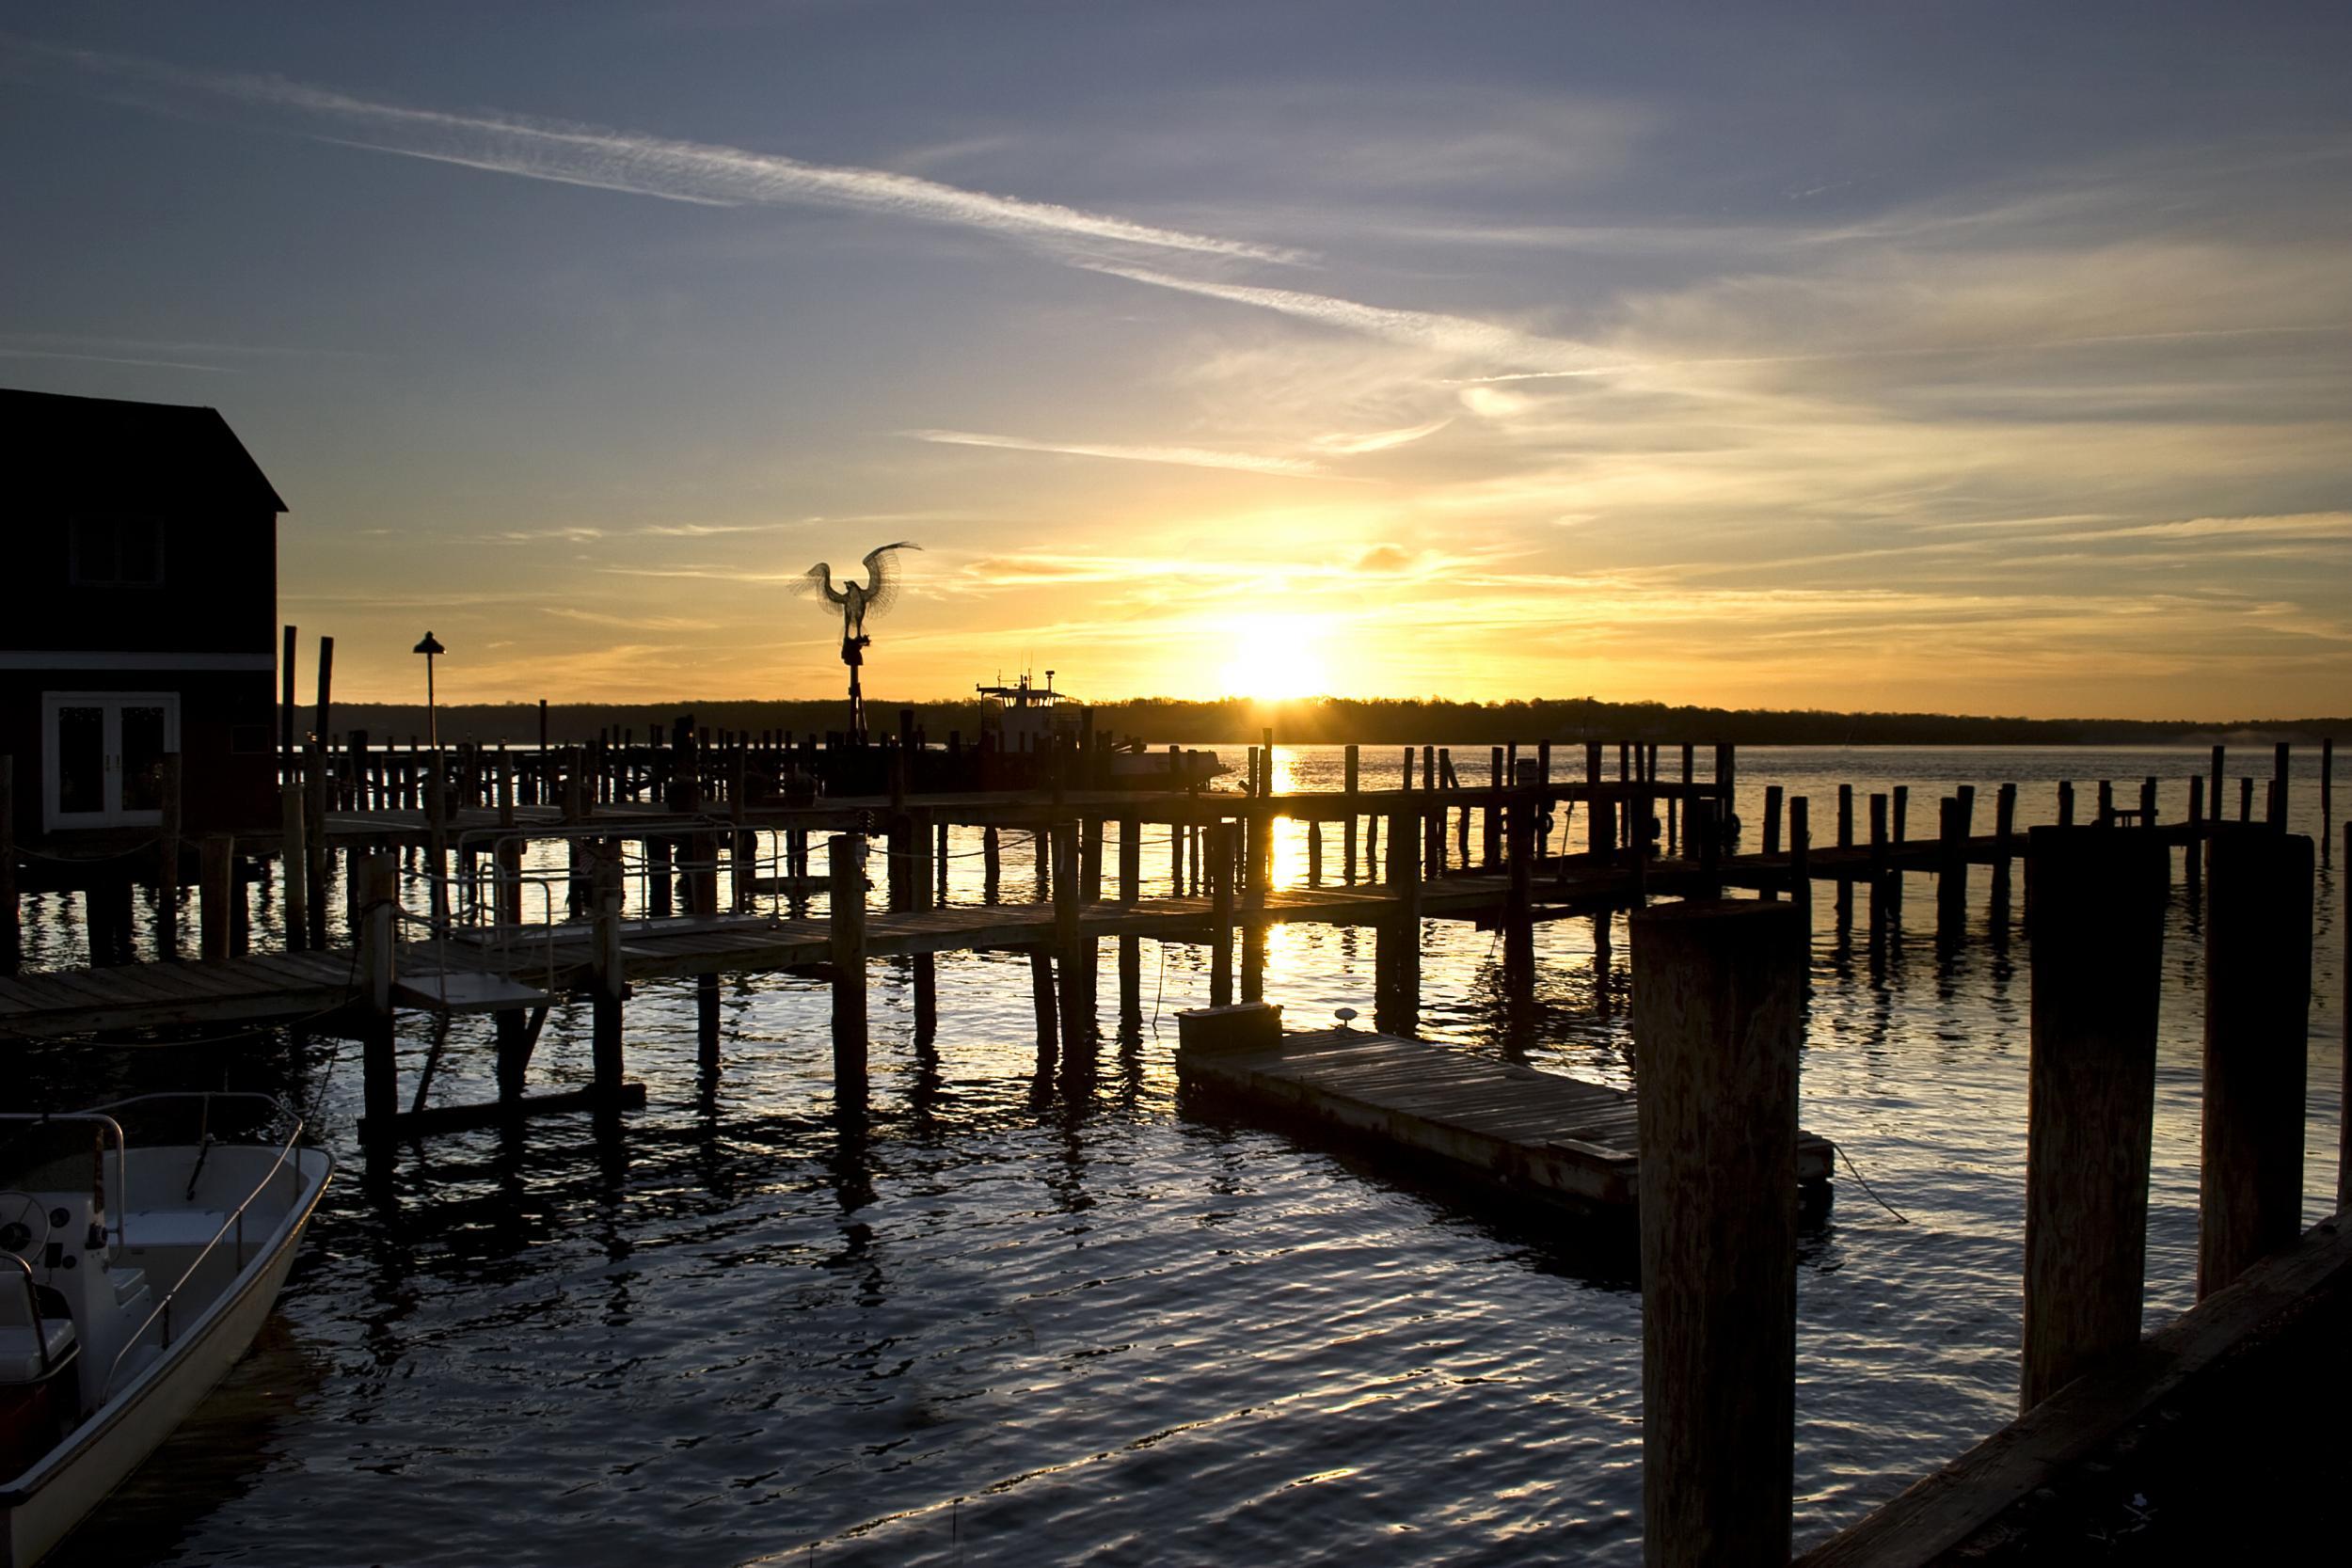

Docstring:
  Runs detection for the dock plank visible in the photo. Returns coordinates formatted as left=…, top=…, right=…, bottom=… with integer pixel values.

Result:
left=1180, top=1027, right=1834, bottom=1215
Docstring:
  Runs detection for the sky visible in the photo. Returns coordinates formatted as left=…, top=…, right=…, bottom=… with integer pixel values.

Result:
left=4, top=3, right=2349, bottom=718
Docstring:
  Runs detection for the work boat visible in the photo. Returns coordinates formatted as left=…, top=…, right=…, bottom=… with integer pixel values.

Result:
left=977, top=672, right=1226, bottom=789
left=0, top=1094, right=332, bottom=1566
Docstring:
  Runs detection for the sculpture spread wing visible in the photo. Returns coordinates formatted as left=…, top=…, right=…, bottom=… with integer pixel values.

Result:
left=859, top=541, right=921, bottom=617
left=798, top=562, right=849, bottom=606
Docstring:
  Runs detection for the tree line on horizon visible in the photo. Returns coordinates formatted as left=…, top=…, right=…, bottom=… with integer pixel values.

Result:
left=295, top=695, right=2345, bottom=749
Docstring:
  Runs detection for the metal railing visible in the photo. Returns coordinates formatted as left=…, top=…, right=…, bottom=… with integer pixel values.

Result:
left=82, top=1093, right=309, bottom=1402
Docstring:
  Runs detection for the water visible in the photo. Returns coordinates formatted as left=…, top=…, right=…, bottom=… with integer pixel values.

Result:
left=13, top=745, right=2344, bottom=1565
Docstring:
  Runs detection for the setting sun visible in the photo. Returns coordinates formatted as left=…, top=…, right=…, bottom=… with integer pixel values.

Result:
left=1218, top=618, right=1333, bottom=700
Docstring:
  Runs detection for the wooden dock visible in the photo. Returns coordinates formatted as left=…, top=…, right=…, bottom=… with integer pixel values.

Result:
left=1173, top=1009, right=1836, bottom=1216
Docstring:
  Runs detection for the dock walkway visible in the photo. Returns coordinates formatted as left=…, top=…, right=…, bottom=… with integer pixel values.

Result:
left=1176, top=1021, right=1836, bottom=1215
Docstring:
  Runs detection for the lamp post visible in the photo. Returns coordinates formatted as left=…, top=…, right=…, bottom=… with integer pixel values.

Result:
left=413, top=631, right=446, bottom=752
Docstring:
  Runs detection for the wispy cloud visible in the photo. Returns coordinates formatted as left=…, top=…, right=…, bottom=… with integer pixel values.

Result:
left=1084, top=262, right=1614, bottom=372
left=540, top=606, right=717, bottom=631
left=1309, top=415, right=1453, bottom=454
left=27, top=40, right=1304, bottom=264
left=906, top=428, right=1327, bottom=477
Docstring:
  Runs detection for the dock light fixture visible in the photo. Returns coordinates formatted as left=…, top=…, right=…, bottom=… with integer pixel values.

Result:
left=413, top=630, right=446, bottom=752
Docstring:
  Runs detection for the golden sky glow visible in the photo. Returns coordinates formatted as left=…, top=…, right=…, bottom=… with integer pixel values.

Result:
left=7, top=17, right=2349, bottom=718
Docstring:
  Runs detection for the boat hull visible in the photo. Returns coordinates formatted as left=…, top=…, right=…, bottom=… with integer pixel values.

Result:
left=1, top=1148, right=330, bottom=1568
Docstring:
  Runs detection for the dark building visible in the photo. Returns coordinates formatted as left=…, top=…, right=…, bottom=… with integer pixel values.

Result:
left=1, top=388, right=284, bottom=843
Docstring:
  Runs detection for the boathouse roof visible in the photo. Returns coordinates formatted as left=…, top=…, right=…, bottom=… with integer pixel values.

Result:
left=1, top=387, right=287, bottom=513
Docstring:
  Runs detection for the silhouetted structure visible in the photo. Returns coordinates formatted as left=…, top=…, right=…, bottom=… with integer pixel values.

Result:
left=0, top=388, right=283, bottom=841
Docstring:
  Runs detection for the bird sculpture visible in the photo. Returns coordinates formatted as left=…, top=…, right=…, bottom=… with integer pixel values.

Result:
left=798, top=541, right=920, bottom=741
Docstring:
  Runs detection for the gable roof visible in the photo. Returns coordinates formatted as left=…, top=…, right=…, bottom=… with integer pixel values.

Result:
left=1, top=388, right=288, bottom=514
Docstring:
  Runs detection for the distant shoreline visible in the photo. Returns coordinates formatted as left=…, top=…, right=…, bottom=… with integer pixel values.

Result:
left=292, top=696, right=2346, bottom=750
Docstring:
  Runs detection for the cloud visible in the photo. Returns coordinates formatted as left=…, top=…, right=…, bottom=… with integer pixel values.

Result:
left=540, top=606, right=718, bottom=631
left=28, top=40, right=1306, bottom=264
left=905, top=428, right=1327, bottom=477
left=1308, top=416, right=1453, bottom=454
left=1083, top=262, right=1613, bottom=372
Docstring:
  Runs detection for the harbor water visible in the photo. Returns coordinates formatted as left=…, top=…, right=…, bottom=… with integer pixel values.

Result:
left=14, top=745, right=2346, bottom=1566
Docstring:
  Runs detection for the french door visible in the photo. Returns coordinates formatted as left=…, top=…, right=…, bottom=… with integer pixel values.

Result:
left=42, top=691, right=179, bottom=831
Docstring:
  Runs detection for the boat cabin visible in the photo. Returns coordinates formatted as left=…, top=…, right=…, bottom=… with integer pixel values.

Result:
left=976, top=672, right=1082, bottom=754
left=0, top=389, right=284, bottom=843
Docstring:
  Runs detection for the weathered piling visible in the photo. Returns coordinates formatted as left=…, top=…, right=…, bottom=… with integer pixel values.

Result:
left=1343, top=744, right=1359, bottom=881
left=2321, top=738, right=2333, bottom=866
left=0, top=756, right=14, bottom=968
left=1375, top=807, right=1419, bottom=1034
left=1867, top=793, right=1888, bottom=954
left=1119, top=816, right=1143, bottom=1024
left=357, top=851, right=398, bottom=1133
left=2020, top=828, right=2168, bottom=1412
left=279, top=781, right=308, bottom=953
left=1936, top=797, right=1966, bottom=942
left=829, top=834, right=867, bottom=1096
left=1502, top=789, right=1534, bottom=1021
left=1835, top=784, right=1854, bottom=927
left=1631, top=899, right=1804, bottom=1568
left=199, top=834, right=233, bottom=961
left=1990, top=782, right=2017, bottom=927
left=591, top=848, right=628, bottom=1103
left=1788, top=797, right=1811, bottom=918
left=1760, top=786, right=1784, bottom=902
left=2199, top=828, right=2314, bottom=1299
left=2185, top=773, right=2206, bottom=897
left=1210, top=821, right=1236, bottom=1008
left=1058, top=822, right=1091, bottom=1053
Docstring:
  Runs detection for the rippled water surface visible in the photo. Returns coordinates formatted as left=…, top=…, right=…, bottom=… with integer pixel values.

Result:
left=15, top=745, right=2345, bottom=1566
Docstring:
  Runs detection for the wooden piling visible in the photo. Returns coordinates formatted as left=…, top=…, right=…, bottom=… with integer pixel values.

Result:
left=2321, top=737, right=2333, bottom=867
left=1936, top=798, right=1967, bottom=941
left=698, top=971, right=724, bottom=1069
left=1760, top=786, right=1784, bottom=902
left=0, top=759, right=16, bottom=976
left=581, top=848, right=626, bottom=1104
left=2272, top=741, right=2291, bottom=824
left=1630, top=898, right=1804, bottom=1568
left=2185, top=773, right=2205, bottom=897
left=1835, top=785, right=1854, bottom=927
left=1502, top=790, right=1535, bottom=1020
left=199, top=834, right=233, bottom=961
left=1119, top=815, right=1142, bottom=1022
left=1991, top=782, right=2018, bottom=923
left=829, top=834, right=867, bottom=1096
left=1867, top=794, right=1888, bottom=952
left=1030, top=950, right=1057, bottom=1063
left=1375, top=808, right=1419, bottom=1034
left=1210, top=821, right=1236, bottom=1008
left=357, top=851, right=398, bottom=1134
left=1788, top=797, right=1811, bottom=918
left=2020, top=828, right=2168, bottom=1411
left=2199, top=828, right=2314, bottom=1299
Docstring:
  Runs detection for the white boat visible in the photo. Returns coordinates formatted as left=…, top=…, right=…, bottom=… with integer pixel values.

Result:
left=977, top=672, right=1227, bottom=788
left=0, top=1093, right=331, bottom=1566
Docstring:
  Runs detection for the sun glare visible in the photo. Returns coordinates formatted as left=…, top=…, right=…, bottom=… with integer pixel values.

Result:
left=1218, top=620, right=1332, bottom=700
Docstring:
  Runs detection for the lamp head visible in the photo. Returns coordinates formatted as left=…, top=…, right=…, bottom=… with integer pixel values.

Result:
left=413, top=631, right=446, bottom=657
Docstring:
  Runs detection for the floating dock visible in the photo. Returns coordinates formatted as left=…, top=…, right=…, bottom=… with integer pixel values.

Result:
left=1173, top=1006, right=1836, bottom=1217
